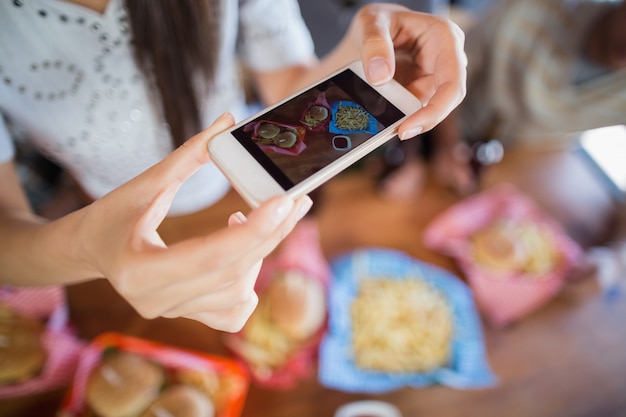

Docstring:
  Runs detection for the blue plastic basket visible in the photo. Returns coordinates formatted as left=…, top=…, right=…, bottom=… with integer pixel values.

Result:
left=319, top=248, right=497, bottom=393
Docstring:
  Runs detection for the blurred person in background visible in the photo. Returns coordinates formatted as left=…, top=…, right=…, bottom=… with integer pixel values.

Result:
left=0, top=0, right=466, bottom=332
left=297, top=0, right=451, bottom=57
left=379, top=0, right=626, bottom=199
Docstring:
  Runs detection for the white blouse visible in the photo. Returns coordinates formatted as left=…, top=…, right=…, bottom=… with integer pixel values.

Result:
left=0, top=0, right=314, bottom=215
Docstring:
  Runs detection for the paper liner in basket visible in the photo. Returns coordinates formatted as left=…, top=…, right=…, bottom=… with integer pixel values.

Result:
left=58, top=332, right=249, bottom=417
left=0, top=286, right=84, bottom=399
left=223, top=219, right=331, bottom=389
left=422, top=183, right=583, bottom=327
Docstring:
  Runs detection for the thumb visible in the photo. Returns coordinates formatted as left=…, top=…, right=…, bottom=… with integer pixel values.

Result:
left=104, top=113, right=234, bottom=227
left=114, top=112, right=235, bottom=208
left=142, top=112, right=235, bottom=187
left=354, top=5, right=397, bottom=85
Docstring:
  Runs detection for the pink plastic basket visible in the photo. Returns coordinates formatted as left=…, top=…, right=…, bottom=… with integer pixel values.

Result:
left=423, top=183, right=583, bottom=327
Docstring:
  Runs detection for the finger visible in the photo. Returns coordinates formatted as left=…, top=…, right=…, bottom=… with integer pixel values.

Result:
left=111, top=113, right=235, bottom=210
left=397, top=21, right=467, bottom=139
left=398, top=80, right=466, bottom=139
left=144, top=112, right=235, bottom=185
left=184, top=292, right=259, bottom=333
left=228, top=211, right=247, bottom=226
left=210, top=195, right=314, bottom=271
left=353, top=5, right=398, bottom=85
left=129, top=257, right=261, bottom=319
left=121, top=195, right=312, bottom=297
left=170, top=195, right=312, bottom=281
left=131, top=185, right=178, bottom=250
left=161, top=261, right=262, bottom=318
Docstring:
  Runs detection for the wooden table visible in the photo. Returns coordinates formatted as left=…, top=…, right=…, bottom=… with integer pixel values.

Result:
left=3, top=147, right=625, bottom=417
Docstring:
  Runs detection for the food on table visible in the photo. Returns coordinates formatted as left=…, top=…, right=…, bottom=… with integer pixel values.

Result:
left=470, top=219, right=561, bottom=275
left=334, top=103, right=370, bottom=131
left=140, top=385, right=215, bottom=417
left=257, top=123, right=281, bottom=140
left=265, top=270, right=326, bottom=340
left=274, top=131, right=298, bottom=148
left=85, top=352, right=165, bottom=417
left=0, top=304, right=47, bottom=384
left=175, top=368, right=240, bottom=415
left=350, top=278, right=453, bottom=372
left=254, top=122, right=299, bottom=149
left=230, top=270, right=326, bottom=373
left=302, top=104, right=329, bottom=129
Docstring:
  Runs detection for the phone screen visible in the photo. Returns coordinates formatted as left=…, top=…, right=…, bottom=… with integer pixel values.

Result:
left=231, top=68, right=405, bottom=189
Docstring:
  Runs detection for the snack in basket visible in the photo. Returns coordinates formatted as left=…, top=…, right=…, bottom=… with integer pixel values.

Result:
left=319, top=249, right=496, bottom=393
left=350, top=278, right=453, bottom=372
left=244, top=120, right=307, bottom=155
left=257, top=123, right=280, bottom=140
left=470, top=218, right=561, bottom=276
left=60, top=333, right=249, bottom=417
left=334, top=102, right=370, bottom=131
left=253, top=123, right=299, bottom=149
left=140, top=385, right=215, bottom=417
left=422, top=183, right=584, bottom=328
left=273, top=131, right=298, bottom=148
left=266, top=270, right=326, bottom=340
left=233, top=270, right=326, bottom=374
left=302, top=105, right=329, bottom=129
left=300, top=92, right=331, bottom=131
left=0, top=304, right=47, bottom=384
left=85, top=351, right=165, bottom=417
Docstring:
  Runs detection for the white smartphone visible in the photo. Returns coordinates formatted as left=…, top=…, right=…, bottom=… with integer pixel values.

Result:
left=208, top=61, right=422, bottom=207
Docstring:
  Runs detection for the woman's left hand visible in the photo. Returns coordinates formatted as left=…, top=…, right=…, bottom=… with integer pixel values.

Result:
left=347, top=3, right=467, bottom=140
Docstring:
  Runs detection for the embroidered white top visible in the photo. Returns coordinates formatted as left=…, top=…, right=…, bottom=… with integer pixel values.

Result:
left=0, top=0, right=314, bottom=215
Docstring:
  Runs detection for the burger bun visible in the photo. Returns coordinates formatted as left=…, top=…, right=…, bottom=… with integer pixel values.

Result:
left=471, top=222, right=527, bottom=272
left=0, top=305, right=46, bottom=384
left=308, top=105, right=329, bottom=121
left=266, top=271, right=326, bottom=340
left=141, top=385, right=215, bottom=417
left=274, top=131, right=297, bottom=148
left=85, top=352, right=165, bottom=417
left=257, top=123, right=280, bottom=140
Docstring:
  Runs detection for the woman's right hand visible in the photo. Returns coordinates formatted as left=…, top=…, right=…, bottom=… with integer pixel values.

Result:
left=78, top=113, right=312, bottom=332
left=0, top=113, right=312, bottom=332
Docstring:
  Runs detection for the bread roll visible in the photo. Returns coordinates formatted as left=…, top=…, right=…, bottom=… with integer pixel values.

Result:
left=85, top=352, right=165, bottom=417
left=0, top=305, right=46, bottom=384
left=471, top=219, right=560, bottom=276
left=266, top=271, right=326, bottom=340
left=257, top=123, right=280, bottom=140
left=307, top=105, right=328, bottom=121
left=471, top=221, right=528, bottom=271
left=141, top=385, right=215, bottom=417
left=274, top=131, right=297, bottom=148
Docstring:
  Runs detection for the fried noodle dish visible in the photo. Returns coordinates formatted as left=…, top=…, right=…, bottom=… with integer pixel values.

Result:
left=350, top=278, right=453, bottom=372
left=335, top=103, right=370, bottom=131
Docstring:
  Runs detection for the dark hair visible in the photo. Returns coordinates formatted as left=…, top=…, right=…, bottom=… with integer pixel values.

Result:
left=126, top=0, right=220, bottom=147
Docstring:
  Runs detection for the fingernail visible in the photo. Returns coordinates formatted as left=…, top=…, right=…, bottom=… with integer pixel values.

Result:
left=295, top=196, right=313, bottom=220
left=232, top=211, right=247, bottom=224
left=272, top=196, right=294, bottom=225
left=400, top=126, right=423, bottom=140
left=367, top=58, right=391, bottom=85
